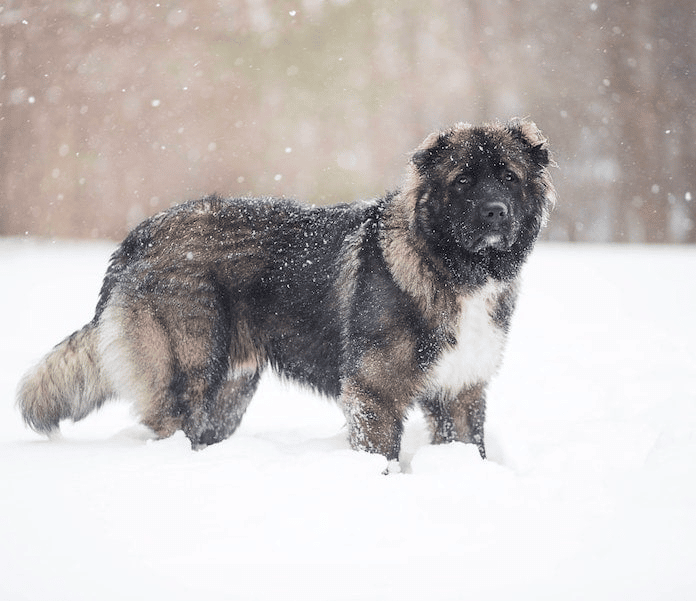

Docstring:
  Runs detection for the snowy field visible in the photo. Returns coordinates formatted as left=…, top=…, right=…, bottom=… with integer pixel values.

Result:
left=1, top=237, right=695, bottom=601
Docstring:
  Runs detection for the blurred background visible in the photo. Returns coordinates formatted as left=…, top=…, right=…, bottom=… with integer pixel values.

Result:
left=1, top=0, right=694, bottom=243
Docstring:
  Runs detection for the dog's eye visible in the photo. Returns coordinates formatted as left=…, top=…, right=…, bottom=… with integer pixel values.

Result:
left=455, top=174, right=473, bottom=187
left=502, top=169, right=518, bottom=183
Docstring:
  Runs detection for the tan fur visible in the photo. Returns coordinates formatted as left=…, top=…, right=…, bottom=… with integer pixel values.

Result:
left=98, top=298, right=181, bottom=437
left=380, top=182, right=458, bottom=322
left=421, top=383, right=487, bottom=445
left=17, top=323, right=113, bottom=434
left=339, top=378, right=410, bottom=459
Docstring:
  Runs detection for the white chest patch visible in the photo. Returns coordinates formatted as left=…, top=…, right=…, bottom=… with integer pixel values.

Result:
left=429, top=279, right=507, bottom=395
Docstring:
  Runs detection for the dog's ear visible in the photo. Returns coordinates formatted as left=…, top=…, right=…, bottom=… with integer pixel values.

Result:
left=507, top=119, right=551, bottom=167
left=411, top=131, right=451, bottom=172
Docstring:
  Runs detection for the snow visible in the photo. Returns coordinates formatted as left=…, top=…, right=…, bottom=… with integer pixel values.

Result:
left=1, top=238, right=695, bottom=600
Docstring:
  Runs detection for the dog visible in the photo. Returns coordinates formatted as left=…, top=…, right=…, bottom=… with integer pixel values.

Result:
left=17, top=119, right=555, bottom=468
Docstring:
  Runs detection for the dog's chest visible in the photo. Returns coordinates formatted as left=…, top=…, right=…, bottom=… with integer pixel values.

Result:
left=429, top=279, right=507, bottom=394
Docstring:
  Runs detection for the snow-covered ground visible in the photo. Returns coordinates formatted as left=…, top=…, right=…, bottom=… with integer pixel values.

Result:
left=1, top=238, right=695, bottom=601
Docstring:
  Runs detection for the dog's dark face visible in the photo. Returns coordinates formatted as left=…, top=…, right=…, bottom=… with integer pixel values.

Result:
left=411, top=120, right=555, bottom=255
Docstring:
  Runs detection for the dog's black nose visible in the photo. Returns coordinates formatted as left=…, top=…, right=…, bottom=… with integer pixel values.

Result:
left=480, top=201, right=509, bottom=225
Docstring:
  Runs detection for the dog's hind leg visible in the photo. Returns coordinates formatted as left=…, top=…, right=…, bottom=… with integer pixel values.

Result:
left=99, top=288, right=261, bottom=448
left=183, top=365, right=262, bottom=449
left=156, top=314, right=263, bottom=450
left=99, top=300, right=186, bottom=439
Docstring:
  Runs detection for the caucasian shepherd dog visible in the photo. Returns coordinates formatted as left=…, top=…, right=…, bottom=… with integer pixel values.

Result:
left=18, top=119, right=555, bottom=469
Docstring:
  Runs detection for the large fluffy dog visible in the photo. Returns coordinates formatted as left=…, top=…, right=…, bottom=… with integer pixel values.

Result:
left=18, top=119, right=555, bottom=466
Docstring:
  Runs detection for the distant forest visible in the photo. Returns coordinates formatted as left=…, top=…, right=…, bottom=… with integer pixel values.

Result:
left=1, top=0, right=694, bottom=242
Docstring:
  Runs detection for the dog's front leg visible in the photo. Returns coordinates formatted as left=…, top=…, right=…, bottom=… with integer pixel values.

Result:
left=339, top=379, right=406, bottom=462
left=420, top=384, right=487, bottom=459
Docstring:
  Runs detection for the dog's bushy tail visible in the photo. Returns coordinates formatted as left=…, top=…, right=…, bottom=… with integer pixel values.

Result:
left=17, top=322, right=114, bottom=435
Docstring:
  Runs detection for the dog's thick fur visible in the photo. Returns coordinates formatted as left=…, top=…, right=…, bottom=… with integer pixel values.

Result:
left=17, top=119, right=555, bottom=463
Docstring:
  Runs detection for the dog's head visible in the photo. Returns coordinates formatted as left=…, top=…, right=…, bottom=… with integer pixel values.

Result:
left=408, top=119, right=556, bottom=256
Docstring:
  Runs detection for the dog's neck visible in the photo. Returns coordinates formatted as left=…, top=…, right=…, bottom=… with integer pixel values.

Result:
left=378, top=181, right=525, bottom=324
left=379, top=186, right=460, bottom=322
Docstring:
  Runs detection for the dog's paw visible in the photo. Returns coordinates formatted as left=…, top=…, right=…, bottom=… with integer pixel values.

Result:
left=382, top=459, right=402, bottom=475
